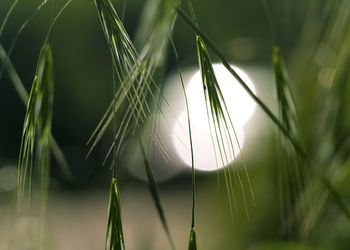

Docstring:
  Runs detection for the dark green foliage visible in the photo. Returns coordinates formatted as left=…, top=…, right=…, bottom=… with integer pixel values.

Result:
left=322, top=176, right=350, bottom=222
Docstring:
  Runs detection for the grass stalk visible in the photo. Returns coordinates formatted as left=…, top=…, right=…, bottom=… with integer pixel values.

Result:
left=139, top=137, right=175, bottom=250
left=0, top=0, right=20, bottom=37
left=168, top=34, right=197, bottom=250
left=105, top=177, right=125, bottom=250
left=176, top=7, right=306, bottom=160
left=0, top=0, right=49, bottom=84
left=17, top=43, right=54, bottom=212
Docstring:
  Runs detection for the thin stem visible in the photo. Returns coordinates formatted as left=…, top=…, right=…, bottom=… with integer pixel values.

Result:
left=169, top=36, right=196, bottom=228
left=185, top=0, right=198, bottom=27
left=0, top=0, right=20, bottom=37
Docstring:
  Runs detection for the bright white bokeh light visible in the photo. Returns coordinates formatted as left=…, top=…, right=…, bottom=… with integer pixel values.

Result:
left=172, top=64, right=256, bottom=171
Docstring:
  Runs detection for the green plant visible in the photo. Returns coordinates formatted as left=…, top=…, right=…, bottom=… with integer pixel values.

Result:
left=1, top=0, right=350, bottom=249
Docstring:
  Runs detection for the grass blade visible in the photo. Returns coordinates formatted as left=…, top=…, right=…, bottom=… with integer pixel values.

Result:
left=0, top=43, right=72, bottom=180
left=176, top=7, right=306, bottom=160
left=176, top=35, right=198, bottom=250
left=106, top=177, right=125, bottom=250
left=168, top=34, right=197, bottom=250
left=17, top=0, right=72, bottom=210
left=0, top=43, right=28, bottom=102
left=196, top=34, right=253, bottom=217
left=183, top=0, right=254, bottom=214
left=273, top=46, right=306, bottom=234
left=273, top=47, right=300, bottom=137
left=0, top=0, right=20, bottom=37
left=188, top=227, right=197, bottom=250
left=139, top=138, right=175, bottom=250
left=0, top=0, right=49, bottom=83
left=17, top=43, right=54, bottom=211
left=89, top=0, right=177, bottom=162
left=322, top=176, right=350, bottom=222
left=0, top=0, right=73, bottom=180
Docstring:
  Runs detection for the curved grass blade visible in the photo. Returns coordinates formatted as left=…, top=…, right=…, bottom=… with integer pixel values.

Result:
left=89, top=0, right=150, bottom=158
left=322, top=176, right=350, bottom=222
left=17, top=44, right=54, bottom=211
left=0, top=43, right=28, bottom=102
left=0, top=0, right=20, bottom=37
left=298, top=137, right=350, bottom=238
left=273, top=47, right=301, bottom=138
left=168, top=29, right=197, bottom=250
left=273, top=46, right=306, bottom=234
left=184, top=0, right=253, bottom=214
left=93, top=2, right=176, bottom=249
left=17, top=0, right=72, bottom=210
left=0, top=0, right=73, bottom=180
left=0, top=43, right=72, bottom=180
left=296, top=4, right=350, bottom=238
left=89, top=0, right=178, bottom=162
left=181, top=0, right=255, bottom=218
left=106, top=177, right=125, bottom=250
left=94, top=0, right=137, bottom=82
left=183, top=65, right=198, bottom=250
left=172, top=37, right=197, bottom=250
left=176, top=7, right=306, bottom=160
left=196, top=34, right=253, bottom=217
left=135, top=0, right=179, bottom=67
left=139, top=137, right=175, bottom=250
left=0, top=0, right=49, bottom=83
